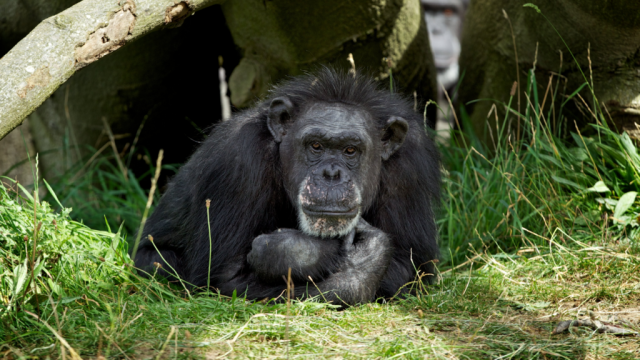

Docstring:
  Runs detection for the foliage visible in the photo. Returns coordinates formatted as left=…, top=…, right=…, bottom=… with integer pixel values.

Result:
left=1, top=175, right=638, bottom=358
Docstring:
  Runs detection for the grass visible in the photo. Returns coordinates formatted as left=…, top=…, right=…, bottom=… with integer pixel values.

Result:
left=2, top=26, right=640, bottom=358
left=40, top=142, right=178, bottom=239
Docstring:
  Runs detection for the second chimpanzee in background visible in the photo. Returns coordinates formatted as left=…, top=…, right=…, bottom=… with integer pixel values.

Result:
left=134, top=67, right=441, bottom=305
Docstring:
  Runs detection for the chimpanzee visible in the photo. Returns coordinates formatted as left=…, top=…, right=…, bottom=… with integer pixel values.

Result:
left=134, top=67, right=441, bottom=305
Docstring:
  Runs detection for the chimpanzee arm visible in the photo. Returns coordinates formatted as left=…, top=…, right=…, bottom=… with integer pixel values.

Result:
left=299, top=219, right=393, bottom=305
left=243, top=219, right=393, bottom=305
left=247, top=229, right=349, bottom=284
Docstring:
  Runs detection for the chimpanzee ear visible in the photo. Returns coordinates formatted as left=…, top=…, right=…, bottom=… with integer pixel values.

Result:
left=267, top=97, right=294, bottom=143
left=381, top=116, right=409, bottom=161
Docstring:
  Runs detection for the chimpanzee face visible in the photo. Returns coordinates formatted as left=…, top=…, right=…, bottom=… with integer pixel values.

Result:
left=283, top=103, right=376, bottom=237
left=268, top=98, right=408, bottom=238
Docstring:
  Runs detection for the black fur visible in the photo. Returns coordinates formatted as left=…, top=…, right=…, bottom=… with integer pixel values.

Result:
left=134, top=67, right=440, bottom=304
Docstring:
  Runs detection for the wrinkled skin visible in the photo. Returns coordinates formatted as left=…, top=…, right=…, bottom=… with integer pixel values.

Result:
left=271, top=101, right=406, bottom=238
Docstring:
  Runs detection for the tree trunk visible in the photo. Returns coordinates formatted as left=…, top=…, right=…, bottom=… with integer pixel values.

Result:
left=222, top=0, right=438, bottom=123
left=0, top=119, right=38, bottom=188
left=459, top=0, right=640, bottom=141
left=26, top=5, right=238, bottom=180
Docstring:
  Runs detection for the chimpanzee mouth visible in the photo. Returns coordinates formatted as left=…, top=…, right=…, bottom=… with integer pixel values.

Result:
left=297, top=178, right=362, bottom=237
left=302, top=208, right=359, bottom=217
left=298, top=207, right=361, bottom=238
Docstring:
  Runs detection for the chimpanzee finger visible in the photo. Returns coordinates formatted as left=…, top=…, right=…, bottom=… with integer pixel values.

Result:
left=355, top=217, right=376, bottom=233
left=342, top=227, right=356, bottom=253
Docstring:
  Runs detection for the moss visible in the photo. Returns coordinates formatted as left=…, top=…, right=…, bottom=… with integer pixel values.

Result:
left=222, top=0, right=437, bottom=110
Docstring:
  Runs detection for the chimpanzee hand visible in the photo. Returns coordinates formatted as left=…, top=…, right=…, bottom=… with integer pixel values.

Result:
left=343, top=219, right=392, bottom=268
left=312, top=218, right=393, bottom=305
left=247, top=229, right=344, bottom=284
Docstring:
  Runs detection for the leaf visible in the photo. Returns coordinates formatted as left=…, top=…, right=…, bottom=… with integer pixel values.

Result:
left=538, top=154, right=563, bottom=168
left=614, top=191, right=638, bottom=220
left=620, top=132, right=638, bottom=158
left=47, top=278, right=65, bottom=297
left=61, top=296, right=81, bottom=304
left=620, top=132, right=640, bottom=168
left=508, top=300, right=550, bottom=311
left=523, top=3, right=541, bottom=13
left=12, top=259, right=29, bottom=299
left=43, top=179, right=63, bottom=208
left=613, top=215, right=631, bottom=225
left=587, top=181, right=610, bottom=193
left=596, top=198, right=617, bottom=211
left=574, top=210, right=600, bottom=226
left=97, top=281, right=114, bottom=290
left=551, top=175, right=585, bottom=190
left=33, top=258, right=47, bottom=278
left=525, top=301, right=550, bottom=311
left=16, top=183, right=34, bottom=202
left=561, top=82, right=589, bottom=107
left=568, top=147, right=589, bottom=161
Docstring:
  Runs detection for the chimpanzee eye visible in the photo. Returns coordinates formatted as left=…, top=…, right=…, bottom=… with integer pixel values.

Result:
left=344, top=146, right=357, bottom=155
left=311, top=142, right=323, bottom=151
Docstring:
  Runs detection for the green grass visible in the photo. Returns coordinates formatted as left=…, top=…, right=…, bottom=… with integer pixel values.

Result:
left=31, top=140, right=179, bottom=239
left=439, top=91, right=640, bottom=269
left=3, top=31, right=640, bottom=358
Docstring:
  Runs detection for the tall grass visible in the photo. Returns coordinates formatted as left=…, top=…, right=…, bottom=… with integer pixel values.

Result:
left=41, top=144, right=178, bottom=239
left=437, top=62, right=640, bottom=267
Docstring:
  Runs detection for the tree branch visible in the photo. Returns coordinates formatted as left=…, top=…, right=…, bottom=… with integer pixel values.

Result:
left=0, top=0, right=225, bottom=140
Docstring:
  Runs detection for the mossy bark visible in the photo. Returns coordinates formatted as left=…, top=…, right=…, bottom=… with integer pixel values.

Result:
left=0, top=0, right=81, bottom=54
left=221, top=0, right=438, bottom=122
left=26, top=5, right=238, bottom=179
left=0, top=0, right=82, bottom=181
left=460, top=0, right=640, bottom=141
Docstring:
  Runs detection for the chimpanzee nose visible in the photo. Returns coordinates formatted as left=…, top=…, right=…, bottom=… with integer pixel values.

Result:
left=322, top=164, right=341, bottom=181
